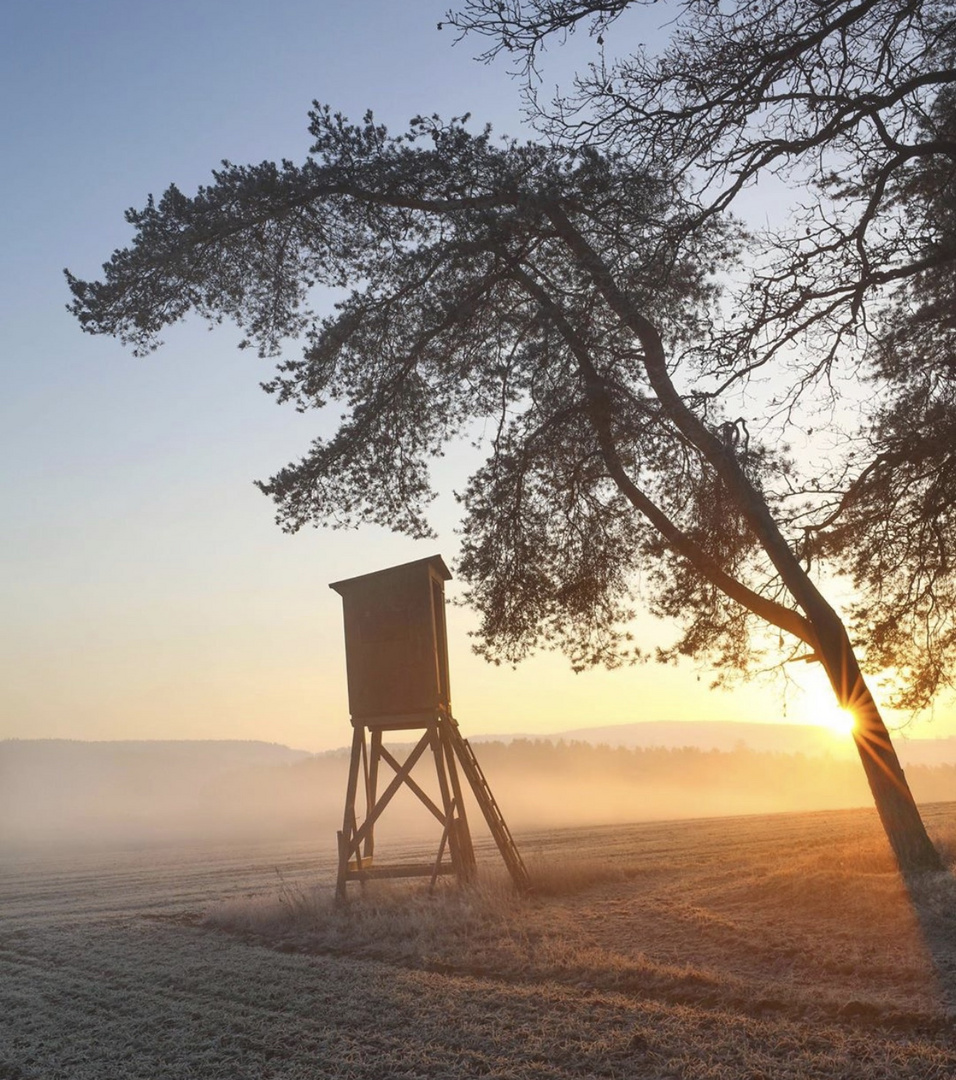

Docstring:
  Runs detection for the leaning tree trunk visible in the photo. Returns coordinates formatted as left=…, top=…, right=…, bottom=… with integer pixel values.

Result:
left=543, top=203, right=945, bottom=876
left=812, top=616, right=944, bottom=874
left=853, top=687, right=943, bottom=873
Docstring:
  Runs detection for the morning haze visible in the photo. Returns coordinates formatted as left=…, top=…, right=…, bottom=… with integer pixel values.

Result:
left=4, top=728, right=953, bottom=851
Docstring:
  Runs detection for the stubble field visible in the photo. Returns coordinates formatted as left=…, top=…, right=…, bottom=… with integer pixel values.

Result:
left=3, top=803, right=956, bottom=1079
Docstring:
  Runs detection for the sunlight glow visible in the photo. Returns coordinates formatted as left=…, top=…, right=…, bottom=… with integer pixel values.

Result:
left=787, top=665, right=859, bottom=739
left=805, top=688, right=857, bottom=737
left=823, top=706, right=857, bottom=738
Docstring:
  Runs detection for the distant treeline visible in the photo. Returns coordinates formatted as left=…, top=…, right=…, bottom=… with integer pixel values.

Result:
left=469, top=737, right=956, bottom=804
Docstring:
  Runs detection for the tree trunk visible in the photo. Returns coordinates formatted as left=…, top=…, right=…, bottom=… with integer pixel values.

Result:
left=854, top=712, right=943, bottom=873
left=812, top=621, right=943, bottom=874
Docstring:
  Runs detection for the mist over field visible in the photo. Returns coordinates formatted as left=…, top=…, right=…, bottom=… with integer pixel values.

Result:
left=4, top=727, right=956, bottom=850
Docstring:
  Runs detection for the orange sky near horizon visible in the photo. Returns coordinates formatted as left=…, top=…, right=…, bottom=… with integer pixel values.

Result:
left=5, top=523, right=939, bottom=755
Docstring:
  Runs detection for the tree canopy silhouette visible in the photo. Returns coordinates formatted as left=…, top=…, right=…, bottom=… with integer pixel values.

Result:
left=67, top=97, right=944, bottom=871
left=451, top=0, right=956, bottom=710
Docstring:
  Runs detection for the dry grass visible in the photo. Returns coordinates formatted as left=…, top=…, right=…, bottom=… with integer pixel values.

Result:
left=927, top=822, right=956, bottom=867
left=5, top=804, right=956, bottom=1078
left=203, top=852, right=635, bottom=956
left=206, top=805, right=956, bottom=1036
left=205, top=868, right=527, bottom=966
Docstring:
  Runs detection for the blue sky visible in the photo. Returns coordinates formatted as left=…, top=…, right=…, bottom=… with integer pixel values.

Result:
left=2, top=0, right=944, bottom=752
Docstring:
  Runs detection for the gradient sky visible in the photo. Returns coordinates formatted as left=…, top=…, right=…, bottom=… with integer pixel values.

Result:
left=2, top=0, right=950, bottom=752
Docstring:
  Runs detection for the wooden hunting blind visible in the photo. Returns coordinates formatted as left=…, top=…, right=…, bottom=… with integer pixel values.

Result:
left=331, top=554, right=452, bottom=726
left=329, top=556, right=529, bottom=898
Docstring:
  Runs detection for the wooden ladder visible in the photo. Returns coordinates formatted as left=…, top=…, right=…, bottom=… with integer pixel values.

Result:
left=446, top=717, right=532, bottom=894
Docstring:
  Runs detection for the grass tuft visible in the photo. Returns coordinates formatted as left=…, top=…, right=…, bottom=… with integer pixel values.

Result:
left=928, top=823, right=956, bottom=869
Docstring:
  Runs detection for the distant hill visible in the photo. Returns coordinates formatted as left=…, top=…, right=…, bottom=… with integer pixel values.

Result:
left=0, top=738, right=310, bottom=794
left=0, top=739, right=313, bottom=845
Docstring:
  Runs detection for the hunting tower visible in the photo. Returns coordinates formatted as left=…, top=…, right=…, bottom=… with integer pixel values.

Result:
left=330, top=555, right=529, bottom=898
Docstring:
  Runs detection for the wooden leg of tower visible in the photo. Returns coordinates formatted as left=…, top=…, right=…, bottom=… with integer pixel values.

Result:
left=364, top=729, right=382, bottom=863
left=440, top=718, right=476, bottom=878
left=335, top=829, right=347, bottom=903
left=337, top=724, right=365, bottom=901
left=430, top=723, right=465, bottom=884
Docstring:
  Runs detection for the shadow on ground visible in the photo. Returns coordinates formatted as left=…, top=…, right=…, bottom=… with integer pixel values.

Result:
left=906, top=868, right=956, bottom=1018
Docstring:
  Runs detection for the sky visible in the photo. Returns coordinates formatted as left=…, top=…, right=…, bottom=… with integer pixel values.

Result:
left=2, top=0, right=951, bottom=754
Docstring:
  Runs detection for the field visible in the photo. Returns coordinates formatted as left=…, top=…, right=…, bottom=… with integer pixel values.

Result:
left=3, top=804, right=956, bottom=1079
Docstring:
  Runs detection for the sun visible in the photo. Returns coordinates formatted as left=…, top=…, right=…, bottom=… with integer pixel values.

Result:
left=792, top=674, right=858, bottom=738
left=822, top=705, right=857, bottom=738
left=807, top=691, right=857, bottom=737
